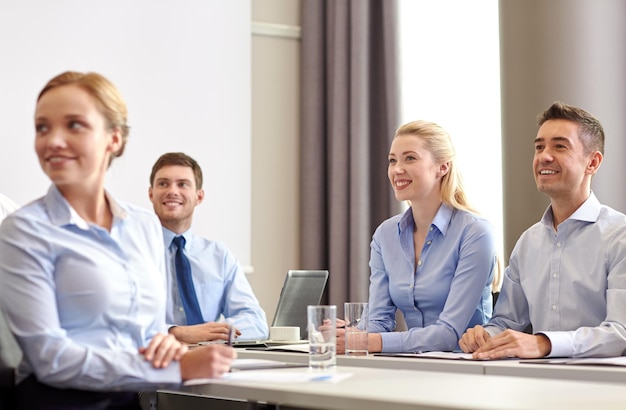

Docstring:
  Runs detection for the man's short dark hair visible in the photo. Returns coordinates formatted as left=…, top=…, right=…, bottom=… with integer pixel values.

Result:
left=149, top=152, right=203, bottom=189
left=537, top=101, right=604, bottom=155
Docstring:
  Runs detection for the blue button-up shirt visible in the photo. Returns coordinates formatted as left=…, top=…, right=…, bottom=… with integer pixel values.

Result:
left=162, top=228, right=268, bottom=340
left=369, top=204, right=496, bottom=353
left=0, top=186, right=181, bottom=390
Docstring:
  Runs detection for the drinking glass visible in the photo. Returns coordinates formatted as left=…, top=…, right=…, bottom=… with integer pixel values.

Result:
left=344, top=302, right=368, bottom=356
left=307, top=305, right=336, bottom=370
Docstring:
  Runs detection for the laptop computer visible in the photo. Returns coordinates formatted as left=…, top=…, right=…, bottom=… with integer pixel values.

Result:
left=232, top=269, right=329, bottom=347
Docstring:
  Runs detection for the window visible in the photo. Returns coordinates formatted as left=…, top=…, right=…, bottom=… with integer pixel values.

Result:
left=398, top=0, right=504, bottom=264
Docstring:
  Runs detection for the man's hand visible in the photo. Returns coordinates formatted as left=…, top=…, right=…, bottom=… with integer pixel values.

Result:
left=169, top=322, right=242, bottom=344
left=180, top=344, right=237, bottom=380
left=468, top=329, right=551, bottom=359
left=139, top=333, right=188, bottom=368
left=459, top=325, right=492, bottom=353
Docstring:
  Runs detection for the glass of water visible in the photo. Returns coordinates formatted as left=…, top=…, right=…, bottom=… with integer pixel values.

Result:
left=344, top=302, right=368, bottom=356
left=307, top=305, right=336, bottom=370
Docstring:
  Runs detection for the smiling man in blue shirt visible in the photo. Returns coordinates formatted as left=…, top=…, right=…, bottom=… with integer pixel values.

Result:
left=149, top=152, right=268, bottom=344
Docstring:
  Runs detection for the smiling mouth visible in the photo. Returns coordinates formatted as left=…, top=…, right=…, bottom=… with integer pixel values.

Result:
left=395, top=180, right=411, bottom=188
left=538, top=170, right=557, bottom=175
left=47, top=156, right=73, bottom=163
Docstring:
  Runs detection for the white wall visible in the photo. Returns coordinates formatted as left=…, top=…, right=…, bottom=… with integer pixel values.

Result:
left=249, top=0, right=302, bottom=320
left=0, top=0, right=252, bottom=266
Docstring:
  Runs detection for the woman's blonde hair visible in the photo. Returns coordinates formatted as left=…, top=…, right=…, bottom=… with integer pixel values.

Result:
left=38, top=71, right=130, bottom=166
left=394, top=120, right=477, bottom=213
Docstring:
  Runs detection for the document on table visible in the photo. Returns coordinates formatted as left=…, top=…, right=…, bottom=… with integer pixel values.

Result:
left=242, top=343, right=309, bottom=353
left=224, top=370, right=353, bottom=383
left=522, top=356, right=626, bottom=367
left=264, top=343, right=310, bottom=353
left=231, top=358, right=307, bottom=371
left=374, top=351, right=476, bottom=360
left=184, top=370, right=353, bottom=385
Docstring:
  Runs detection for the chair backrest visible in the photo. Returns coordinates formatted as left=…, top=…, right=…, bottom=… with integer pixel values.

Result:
left=0, top=308, right=21, bottom=409
left=0, top=365, right=16, bottom=409
left=0, top=310, right=22, bottom=370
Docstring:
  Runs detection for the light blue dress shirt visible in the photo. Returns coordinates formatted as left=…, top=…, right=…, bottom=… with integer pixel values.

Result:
left=0, top=186, right=181, bottom=390
left=162, top=228, right=269, bottom=340
left=369, top=204, right=496, bottom=353
left=486, top=193, right=626, bottom=357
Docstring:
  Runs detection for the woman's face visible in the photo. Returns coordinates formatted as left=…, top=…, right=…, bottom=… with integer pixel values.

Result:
left=34, top=84, right=120, bottom=191
left=387, top=134, right=443, bottom=203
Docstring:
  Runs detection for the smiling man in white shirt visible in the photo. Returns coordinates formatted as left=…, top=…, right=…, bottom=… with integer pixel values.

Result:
left=460, top=101, right=626, bottom=359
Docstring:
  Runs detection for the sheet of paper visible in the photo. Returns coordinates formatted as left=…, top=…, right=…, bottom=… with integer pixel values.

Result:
left=523, top=356, right=626, bottom=366
left=375, top=351, right=476, bottom=360
left=410, top=351, right=475, bottom=360
left=224, top=370, right=353, bottom=383
left=231, top=358, right=306, bottom=371
left=265, top=343, right=310, bottom=353
left=184, top=371, right=353, bottom=385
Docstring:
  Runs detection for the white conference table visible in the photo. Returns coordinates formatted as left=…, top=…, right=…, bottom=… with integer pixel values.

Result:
left=236, top=348, right=626, bottom=384
left=482, top=359, right=626, bottom=384
left=236, top=348, right=485, bottom=374
left=161, top=364, right=626, bottom=410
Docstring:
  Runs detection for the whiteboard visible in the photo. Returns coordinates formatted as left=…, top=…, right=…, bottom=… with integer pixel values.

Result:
left=0, top=0, right=252, bottom=266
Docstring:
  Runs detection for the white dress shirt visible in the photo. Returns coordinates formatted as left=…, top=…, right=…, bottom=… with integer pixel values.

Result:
left=486, top=193, right=626, bottom=357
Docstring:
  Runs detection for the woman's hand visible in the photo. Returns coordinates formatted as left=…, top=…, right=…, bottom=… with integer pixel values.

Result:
left=139, top=333, right=188, bottom=368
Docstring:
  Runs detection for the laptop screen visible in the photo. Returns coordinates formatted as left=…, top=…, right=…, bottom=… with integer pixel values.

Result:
left=271, top=270, right=329, bottom=340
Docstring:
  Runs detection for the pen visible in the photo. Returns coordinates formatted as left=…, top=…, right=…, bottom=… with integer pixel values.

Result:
left=226, top=323, right=235, bottom=346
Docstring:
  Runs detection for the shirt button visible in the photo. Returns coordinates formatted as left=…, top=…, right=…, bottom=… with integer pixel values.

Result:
left=179, top=307, right=184, bottom=312
left=409, top=284, right=413, bottom=289
left=418, top=260, right=422, bottom=266
left=426, top=241, right=432, bottom=245
left=551, top=304, right=557, bottom=310
left=552, top=272, right=558, bottom=278
left=429, top=226, right=434, bottom=232
left=556, top=242, right=562, bottom=247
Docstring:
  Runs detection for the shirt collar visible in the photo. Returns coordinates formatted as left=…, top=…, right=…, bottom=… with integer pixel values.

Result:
left=398, top=202, right=453, bottom=236
left=541, top=191, right=601, bottom=227
left=43, top=185, right=128, bottom=229
left=162, top=226, right=192, bottom=249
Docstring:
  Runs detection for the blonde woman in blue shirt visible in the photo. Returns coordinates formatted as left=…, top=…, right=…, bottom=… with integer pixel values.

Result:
left=0, top=71, right=236, bottom=409
left=337, top=121, right=497, bottom=354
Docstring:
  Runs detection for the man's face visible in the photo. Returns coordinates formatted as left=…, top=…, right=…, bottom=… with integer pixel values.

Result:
left=149, top=165, right=204, bottom=231
left=533, top=119, right=595, bottom=202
